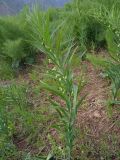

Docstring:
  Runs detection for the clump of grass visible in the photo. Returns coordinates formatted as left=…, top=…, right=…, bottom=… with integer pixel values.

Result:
left=0, top=59, right=15, bottom=80
left=2, top=38, right=26, bottom=68
left=0, top=83, right=33, bottom=159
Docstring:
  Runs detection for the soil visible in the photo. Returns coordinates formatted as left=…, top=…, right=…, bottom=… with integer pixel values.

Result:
left=76, top=61, right=110, bottom=137
left=76, top=61, right=120, bottom=136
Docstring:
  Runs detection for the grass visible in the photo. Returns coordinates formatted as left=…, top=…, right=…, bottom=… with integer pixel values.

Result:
left=0, top=59, right=15, bottom=80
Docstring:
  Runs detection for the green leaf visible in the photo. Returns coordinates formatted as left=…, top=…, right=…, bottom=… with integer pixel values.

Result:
left=63, top=45, right=73, bottom=66
left=46, top=153, right=53, bottom=160
left=40, top=81, right=67, bottom=101
left=111, top=100, right=120, bottom=105
left=73, top=84, right=78, bottom=108
left=75, top=94, right=87, bottom=114
left=50, top=99, right=69, bottom=119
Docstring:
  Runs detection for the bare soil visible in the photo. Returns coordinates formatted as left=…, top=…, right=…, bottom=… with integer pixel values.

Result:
left=76, top=61, right=120, bottom=136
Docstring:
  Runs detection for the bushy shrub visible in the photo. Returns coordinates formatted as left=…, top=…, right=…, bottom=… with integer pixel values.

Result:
left=0, top=7, right=34, bottom=71
left=2, top=39, right=26, bottom=68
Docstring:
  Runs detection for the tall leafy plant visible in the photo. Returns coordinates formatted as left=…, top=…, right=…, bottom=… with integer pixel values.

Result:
left=27, top=7, right=85, bottom=159
left=41, top=46, right=85, bottom=159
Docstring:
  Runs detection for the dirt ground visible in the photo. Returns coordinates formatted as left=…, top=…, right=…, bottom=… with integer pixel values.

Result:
left=75, top=61, right=120, bottom=137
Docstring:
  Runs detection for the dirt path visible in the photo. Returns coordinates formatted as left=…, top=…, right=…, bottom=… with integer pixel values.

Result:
left=76, top=61, right=110, bottom=137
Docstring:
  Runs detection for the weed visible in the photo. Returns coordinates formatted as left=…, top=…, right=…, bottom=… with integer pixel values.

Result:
left=27, top=6, right=86, bottom=159
left=0, top=59, right=15, bottom=80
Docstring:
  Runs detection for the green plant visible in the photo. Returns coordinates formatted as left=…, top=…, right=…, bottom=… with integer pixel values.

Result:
left=87, top=54, right=111, bottom=69
left=41, top=45, right=85, bottom=159
left=87, top=54, right=120, bottom=102
left=0, top=83, right=35, bottom=159
left=27, top=7, right=85, bottom=159
left=106, top=64, right=120, bottom=100
left=0, top=86, right=16, bottom=159
left=0, top=58, right=15, bottom=80
left=63, top=0, right=108, bottom=54
left=47, top=134, right=65, bottom=159
left=83, top=0, right=120, bottom=103
left=0, top=9, right=34, bottom=70
left=106, top=29, right=120, bottom=63
left=2, top=38, right=26, bottom=68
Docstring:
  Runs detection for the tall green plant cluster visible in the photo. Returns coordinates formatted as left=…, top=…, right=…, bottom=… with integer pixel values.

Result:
left=62, top=0, right=107, bottom=53
left=62, top=0, right=120, bottom=56
left=90, top=0, right=120, bottom=61
left=67, top=0, right=120, bottom=102
left=0, top=7, right=35, bottom=71
left=91, top=0, right=120, bottom=102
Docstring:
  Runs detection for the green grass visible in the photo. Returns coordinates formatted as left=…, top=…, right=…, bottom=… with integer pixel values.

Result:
left=0, top=59, right=15, bottom=80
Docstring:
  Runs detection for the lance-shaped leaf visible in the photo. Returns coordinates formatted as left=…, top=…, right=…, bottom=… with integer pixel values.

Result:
left=75, top=94, right=87, bottom=114
left=73, top=84, right=78, bottom=109
left=40, top=81, right=67, bottom=101
left=49, top=99, right=69, bottom=119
